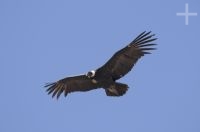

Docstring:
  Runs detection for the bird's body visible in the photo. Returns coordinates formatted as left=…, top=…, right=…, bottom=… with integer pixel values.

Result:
left=45, top=31, right=157, bottom=99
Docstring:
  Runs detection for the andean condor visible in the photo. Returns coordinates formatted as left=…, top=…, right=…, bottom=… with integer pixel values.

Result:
left=45, top=31, right=157, bottom=99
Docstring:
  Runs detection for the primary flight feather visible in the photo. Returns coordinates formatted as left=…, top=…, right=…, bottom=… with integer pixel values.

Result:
left=45, top=31, right=157, bottom=99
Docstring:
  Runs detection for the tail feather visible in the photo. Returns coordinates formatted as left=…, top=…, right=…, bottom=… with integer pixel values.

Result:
left=105, top=82, right=128, bottom=97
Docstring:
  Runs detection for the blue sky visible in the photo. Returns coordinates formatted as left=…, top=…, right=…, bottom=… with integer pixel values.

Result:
left=0, top=0, right=199, bottom=132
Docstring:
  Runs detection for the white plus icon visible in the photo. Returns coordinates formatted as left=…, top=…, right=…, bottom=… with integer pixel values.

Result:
left=176, top=3, right=198, bottom=25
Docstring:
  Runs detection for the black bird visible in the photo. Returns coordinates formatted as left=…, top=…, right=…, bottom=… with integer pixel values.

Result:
left=45, top=31, right=157, bottom=99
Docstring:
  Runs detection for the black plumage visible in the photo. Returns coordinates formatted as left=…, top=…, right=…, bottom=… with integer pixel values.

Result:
left=45, top=31, right=157, bottom=99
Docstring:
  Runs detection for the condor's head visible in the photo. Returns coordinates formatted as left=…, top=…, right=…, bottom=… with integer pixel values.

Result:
left=86, top=70, right=96, bottom=78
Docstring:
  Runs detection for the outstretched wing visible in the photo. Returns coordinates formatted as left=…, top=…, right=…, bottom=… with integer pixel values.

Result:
left=45, top=75, right=100, bottom=99
left=102, top=31, right=157, bottom=80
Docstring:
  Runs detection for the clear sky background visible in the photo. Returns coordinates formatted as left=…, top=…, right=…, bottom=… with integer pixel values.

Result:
left=0, top=0, right=199, bottom=132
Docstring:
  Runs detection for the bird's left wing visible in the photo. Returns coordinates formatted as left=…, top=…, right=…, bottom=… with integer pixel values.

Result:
left=45, top=74, right=100, bottom=99
left=101, top=31, right=157, bottom=80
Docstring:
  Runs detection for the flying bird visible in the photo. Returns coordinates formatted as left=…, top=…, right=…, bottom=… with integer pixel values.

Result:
left=45, top=31, right=157, bottom=99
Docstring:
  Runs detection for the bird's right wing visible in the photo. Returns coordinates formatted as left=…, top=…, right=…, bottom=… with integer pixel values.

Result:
left=45, top=75, right=100, bottom=99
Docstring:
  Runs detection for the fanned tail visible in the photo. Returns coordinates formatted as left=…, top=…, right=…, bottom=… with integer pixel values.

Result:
left=105, top=82, right=128, bottom=97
